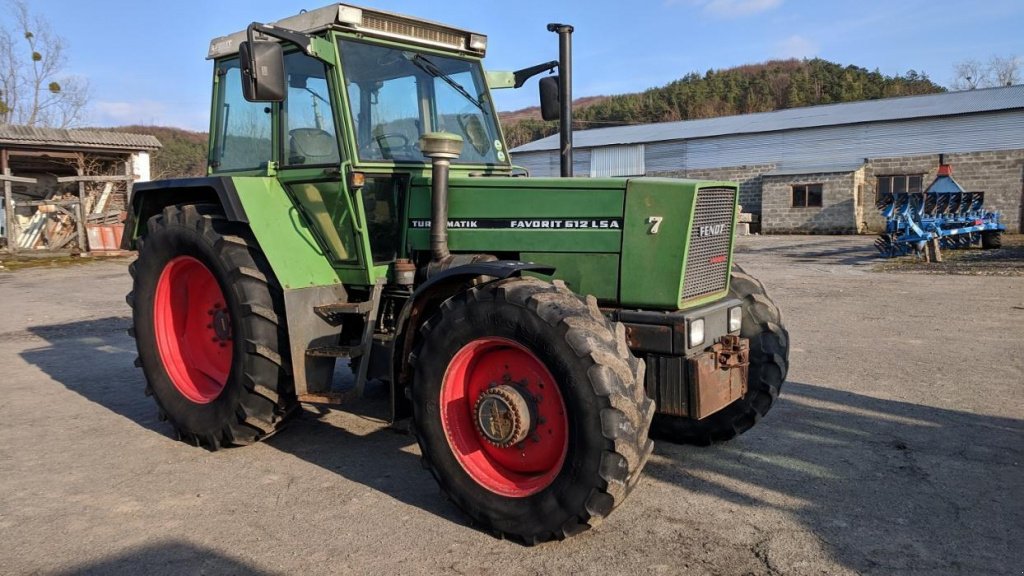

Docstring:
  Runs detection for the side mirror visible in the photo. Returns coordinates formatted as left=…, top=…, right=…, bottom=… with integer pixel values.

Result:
left=239, top=40, right=285, bottom=102
left=539, top=76, right=560, bottom=121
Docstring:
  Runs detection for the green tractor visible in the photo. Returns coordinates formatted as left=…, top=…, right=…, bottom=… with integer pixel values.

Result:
left=124, top=3, right=788, bottom=544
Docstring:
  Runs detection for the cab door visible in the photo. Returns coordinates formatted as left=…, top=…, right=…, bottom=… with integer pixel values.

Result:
left=274, top=51, right=374, bottom=286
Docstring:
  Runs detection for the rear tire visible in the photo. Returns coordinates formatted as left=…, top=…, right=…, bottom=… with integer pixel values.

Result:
left=651, top=265, right=788, bottom=445
left=411, top=277, right=654, bottom=544
left=981, top=230, right=1002, bottom=249
left=127, top=203, right=296, bottom=449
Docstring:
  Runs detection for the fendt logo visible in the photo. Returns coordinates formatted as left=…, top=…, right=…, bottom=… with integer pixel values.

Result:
left=698, top=224, right=727, bottom=237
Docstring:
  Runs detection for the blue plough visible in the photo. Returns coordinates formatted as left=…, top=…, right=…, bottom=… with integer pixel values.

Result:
left=875, top=164, right=1005, bottom=257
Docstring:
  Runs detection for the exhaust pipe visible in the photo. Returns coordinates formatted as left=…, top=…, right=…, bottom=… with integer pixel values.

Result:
left=418, top=132, right=464, bottom=262
left=547, top=23, right=574, bottom=178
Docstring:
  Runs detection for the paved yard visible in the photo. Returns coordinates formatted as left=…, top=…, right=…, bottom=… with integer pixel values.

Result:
left=1, top=236, right=1021, bottom=575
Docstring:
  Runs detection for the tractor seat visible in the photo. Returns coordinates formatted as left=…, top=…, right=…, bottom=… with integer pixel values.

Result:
left=288, top=128, right=339, bottom=165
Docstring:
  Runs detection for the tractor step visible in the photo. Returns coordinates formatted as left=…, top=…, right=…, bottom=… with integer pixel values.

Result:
left=314, top=300, right=374, bottom=316
left=306, top=345, right=364, bottom=358
left=298, top=391, right=351, bottom=404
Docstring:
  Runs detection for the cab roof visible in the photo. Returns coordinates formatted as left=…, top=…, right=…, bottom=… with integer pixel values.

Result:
left=207, top=3, right=486, bottom=60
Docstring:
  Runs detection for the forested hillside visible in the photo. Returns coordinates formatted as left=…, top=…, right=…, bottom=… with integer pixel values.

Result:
left=501, top=58, right=945, bottom=148
left=108, top=125, right=208, bottom=179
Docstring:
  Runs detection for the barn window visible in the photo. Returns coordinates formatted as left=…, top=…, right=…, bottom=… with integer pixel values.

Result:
left=792, top=183, right=823, bottom=208
left=876, top=174, right=923, bottom=203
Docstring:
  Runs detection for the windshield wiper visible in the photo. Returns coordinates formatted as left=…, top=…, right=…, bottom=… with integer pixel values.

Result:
left=405, top=53, right=486, bottom=113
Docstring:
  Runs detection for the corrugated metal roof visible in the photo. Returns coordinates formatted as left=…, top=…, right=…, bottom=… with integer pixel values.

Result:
left=0, top=125, right=162, bottom=151
left=512, top=85, right=1024, bottom=153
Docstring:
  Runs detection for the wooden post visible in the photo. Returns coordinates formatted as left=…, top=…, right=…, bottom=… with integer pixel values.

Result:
left=3, top=171, right=15, bottom=255
left=930, top=238, right=943, bottom=263
left=75, top=153, right=88, bottom=253
left=2, top=149, right=14, bottom=255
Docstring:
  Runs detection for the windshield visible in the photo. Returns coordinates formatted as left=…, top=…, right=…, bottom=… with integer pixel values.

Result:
left=338, top=38, right=507, bottom=165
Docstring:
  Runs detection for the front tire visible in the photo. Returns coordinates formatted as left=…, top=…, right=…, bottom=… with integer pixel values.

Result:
left=127, top=203, right=295, bottom=449
left=652, top=265, right=789, bottom=445
left=411, top=277, right=654, bottom=544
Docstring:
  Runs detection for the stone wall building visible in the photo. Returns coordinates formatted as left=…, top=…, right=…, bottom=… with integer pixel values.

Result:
left=511, top=85, right=1024, bottom=233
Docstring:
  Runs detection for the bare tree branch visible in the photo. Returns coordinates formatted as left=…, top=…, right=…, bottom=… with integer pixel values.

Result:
left=989, top=55, right=1020, bottom=87
left=0, top=0, right=89, bottom=127
left=951, top=59, right=985, bottom=90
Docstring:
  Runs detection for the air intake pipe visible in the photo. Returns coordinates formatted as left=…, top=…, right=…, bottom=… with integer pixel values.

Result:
left=418, top=132, right=464, bottom=262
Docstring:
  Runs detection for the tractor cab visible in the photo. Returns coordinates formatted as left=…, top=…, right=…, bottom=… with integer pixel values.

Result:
left=206, top=5, right=512, bottom=286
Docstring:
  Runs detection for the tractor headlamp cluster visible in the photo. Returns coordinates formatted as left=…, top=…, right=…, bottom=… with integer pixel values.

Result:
left=688, top=318, right=705, bottom=348
left=728, top=306, right=742, bottom=333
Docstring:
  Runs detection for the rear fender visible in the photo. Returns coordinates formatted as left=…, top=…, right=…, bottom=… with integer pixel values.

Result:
left=125, top=175, right=347, bottom=396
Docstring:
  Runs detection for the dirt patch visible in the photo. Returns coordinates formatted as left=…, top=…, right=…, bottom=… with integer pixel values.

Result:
left=0, top=253, right=132, bottom=271
left=873, top=234, right=1024, bottom=276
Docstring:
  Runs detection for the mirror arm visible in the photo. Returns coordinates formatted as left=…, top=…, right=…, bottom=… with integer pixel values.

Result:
left=246, top=22, right=329, bottom=62
left=512, top=60, right=558, bottom=88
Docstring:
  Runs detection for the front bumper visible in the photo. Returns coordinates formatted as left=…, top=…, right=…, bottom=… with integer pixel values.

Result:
left=608, top=298, right=748, bottom=419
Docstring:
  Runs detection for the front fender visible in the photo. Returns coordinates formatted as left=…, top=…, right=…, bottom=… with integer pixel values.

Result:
left=388, top=261, right=555, bottom=422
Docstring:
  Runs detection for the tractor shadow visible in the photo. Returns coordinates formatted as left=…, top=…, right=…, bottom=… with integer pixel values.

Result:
left=737, top=237, right=879, bottom=266
left=55, top=540, right=276, bottom=576
left=20, top=316, right=165, bottom=435
left=19, top=316, right=464, bottom=528
left=646, top=381, right=1024, bottom=574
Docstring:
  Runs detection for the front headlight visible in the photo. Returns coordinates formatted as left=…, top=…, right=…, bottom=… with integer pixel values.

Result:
left=688, top=318, right=705, bottom=348
left=728, top=306, right=742, bottom=332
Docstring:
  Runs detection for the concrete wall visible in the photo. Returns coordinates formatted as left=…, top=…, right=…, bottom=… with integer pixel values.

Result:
left=863, top=150, right=1024, bottom=233
left=648, top=149, right=1023, bottom=234
left=649, top=164, right=773, bottom=214
left=761, top=171, right=860, bottom=234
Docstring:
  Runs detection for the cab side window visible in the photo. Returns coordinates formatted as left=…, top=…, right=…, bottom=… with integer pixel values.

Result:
left=283, top=52, right=341, bottom=166
left=212, top=59, right=272, bottom=172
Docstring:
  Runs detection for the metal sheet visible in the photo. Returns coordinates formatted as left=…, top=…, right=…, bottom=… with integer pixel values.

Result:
left=590, top=145, right=644, bottom=177
left=513, top=85, right=1024, bottom=153
left=513, top=111, right=1024, bottom=176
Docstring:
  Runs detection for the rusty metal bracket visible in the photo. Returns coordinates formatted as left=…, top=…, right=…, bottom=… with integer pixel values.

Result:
left=689, top=335, right=750, bottom=420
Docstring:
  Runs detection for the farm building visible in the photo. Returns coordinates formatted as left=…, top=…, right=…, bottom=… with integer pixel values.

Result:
left=0, top=126, right=161, bottom=252
left=511, top=85, right=1024, bottom=234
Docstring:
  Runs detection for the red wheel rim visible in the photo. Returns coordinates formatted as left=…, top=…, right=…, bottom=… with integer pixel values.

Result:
left=440, top=337, right=568, bottom=497
left=153, top=256, right=233, bottom=404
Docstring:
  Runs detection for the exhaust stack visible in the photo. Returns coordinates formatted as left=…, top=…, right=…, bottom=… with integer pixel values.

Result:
left=547, top=23, right=574, bottom=178
left=418, top=132, right=464, bottom=262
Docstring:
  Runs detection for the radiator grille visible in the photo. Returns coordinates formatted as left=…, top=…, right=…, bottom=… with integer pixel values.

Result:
left=682, top=187, right=736, bottom=302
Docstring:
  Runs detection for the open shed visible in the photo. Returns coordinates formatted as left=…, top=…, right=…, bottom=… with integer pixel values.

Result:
left=0, top=125, right=161, bottom=253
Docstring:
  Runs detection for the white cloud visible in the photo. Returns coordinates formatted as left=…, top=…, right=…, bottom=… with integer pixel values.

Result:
left=774, top=35, right=819, bottom=59
left=681, top=0, right=783, bottom=18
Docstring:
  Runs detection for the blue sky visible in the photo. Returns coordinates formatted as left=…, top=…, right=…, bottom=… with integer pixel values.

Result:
left=15, top=0, right=1024, bottom=131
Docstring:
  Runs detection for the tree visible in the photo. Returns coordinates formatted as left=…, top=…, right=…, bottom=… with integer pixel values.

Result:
left=952, top=55, right=1021, bottom=89
left=989, top=55, right=1020, bottom=87
left=0, top=0, right=88, bottom=128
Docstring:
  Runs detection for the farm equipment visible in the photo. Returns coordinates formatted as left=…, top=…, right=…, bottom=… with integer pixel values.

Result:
left=875, top=164, right=1005, bottom=257
left=122, top=3, right=788, bottom=543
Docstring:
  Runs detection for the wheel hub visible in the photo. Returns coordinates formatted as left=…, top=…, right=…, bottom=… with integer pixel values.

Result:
left=474, top=384, right=531, bottom=448
left=210, top=305, right=232, bottom=343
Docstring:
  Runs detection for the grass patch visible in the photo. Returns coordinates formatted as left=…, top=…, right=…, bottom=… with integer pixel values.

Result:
left=0, top=253, right=131, bottom=272
left=873, top=234, right=1024, bottom=276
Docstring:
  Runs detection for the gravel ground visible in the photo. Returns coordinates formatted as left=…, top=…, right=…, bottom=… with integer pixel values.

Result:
left=1, top=235, right=1021, bottom=575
